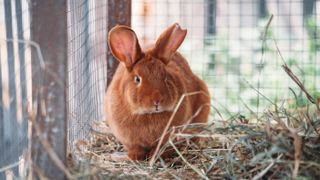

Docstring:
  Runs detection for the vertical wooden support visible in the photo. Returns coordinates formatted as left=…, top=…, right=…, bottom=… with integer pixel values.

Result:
left=0, top=7, right=3, bottom=178
left=4, top=0, right=17, bottom=130
left=303, top=0, right=315, bottom=17
left=1, top=1, right=18, bottom=175
left=31, top=0, right=67, bottom=179
left=15, top=0, right=27, bottom=122
left=206, top=0, right=216, bottom=35
left=106, top=0, right=131, bottom=87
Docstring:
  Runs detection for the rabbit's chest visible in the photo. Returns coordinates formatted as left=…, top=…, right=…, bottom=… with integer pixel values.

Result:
left=116, top=113, right=172, bottom=147
left=111, top=104, right=191, bottom=148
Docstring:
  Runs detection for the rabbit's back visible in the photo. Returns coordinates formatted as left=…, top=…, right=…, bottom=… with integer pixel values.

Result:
left=168, top=52, right=210, bottom=123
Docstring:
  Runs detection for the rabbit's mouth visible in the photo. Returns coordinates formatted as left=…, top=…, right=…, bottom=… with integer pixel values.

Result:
left=150, top=103, right=176, bottom=114
left=146, top=106, right=166, bottom=114
left=153, top=105, right=164, bottom=113
left=151, top=109, right=164, bottom=114
left=134, top=105, right=174, bottom=115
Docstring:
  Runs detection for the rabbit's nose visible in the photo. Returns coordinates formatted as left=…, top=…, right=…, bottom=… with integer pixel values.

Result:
left=153, top=100, right=160, bottom=106
left=152, top=91, right=162, bottom=105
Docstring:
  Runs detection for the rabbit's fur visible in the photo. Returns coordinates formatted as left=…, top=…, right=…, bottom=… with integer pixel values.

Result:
left=105, top=23, right=210, bottom=160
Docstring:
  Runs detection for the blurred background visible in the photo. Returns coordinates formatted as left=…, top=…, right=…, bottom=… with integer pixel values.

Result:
left=132, top=0, right=320, bottom=116
left=0, top=0, right=319, bottom=179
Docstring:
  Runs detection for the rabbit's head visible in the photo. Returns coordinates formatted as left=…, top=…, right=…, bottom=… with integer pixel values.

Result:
left=108, top=23, right=187, bottom=115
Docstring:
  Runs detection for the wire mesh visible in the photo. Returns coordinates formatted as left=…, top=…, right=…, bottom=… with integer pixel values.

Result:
left=132, top=0, right=320, bottom=119
left=67, top=0, right=108, bottom=152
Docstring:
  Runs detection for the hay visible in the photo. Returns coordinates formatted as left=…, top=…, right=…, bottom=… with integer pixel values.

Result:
left=68, top=104, right=320, bottom=179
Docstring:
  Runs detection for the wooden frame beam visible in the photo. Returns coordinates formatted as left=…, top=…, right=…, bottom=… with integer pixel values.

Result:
left=106, top=0, right=132, bottom=87
left=30, top=0, right=67, bottom=179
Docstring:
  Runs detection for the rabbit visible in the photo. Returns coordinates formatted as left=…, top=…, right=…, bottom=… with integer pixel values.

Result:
left=105, top=23, right=210, bottom=160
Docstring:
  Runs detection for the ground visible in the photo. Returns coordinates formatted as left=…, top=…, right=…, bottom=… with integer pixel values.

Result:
left=68, top=104, right=320, bottom=179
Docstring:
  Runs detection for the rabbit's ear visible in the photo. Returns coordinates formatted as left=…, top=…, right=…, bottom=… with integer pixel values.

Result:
left=153, top=23, right=187, bottom=64
left=108, top=25, right=143, bottom=70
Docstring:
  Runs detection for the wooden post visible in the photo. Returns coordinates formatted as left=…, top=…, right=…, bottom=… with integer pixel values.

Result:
left=106, top=0, right=131, bottom=87
left=15, top=0, right=28, bottom=123
left=1, top=1, right=18, bottom=174
left=30, top=0, right=67, bottom=179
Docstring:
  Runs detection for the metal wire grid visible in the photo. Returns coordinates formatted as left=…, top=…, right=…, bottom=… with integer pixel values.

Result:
left=132, top=0, right=320, bottom=118
left=0, top=0, right=32, bottom=179
left=67, top=0, right=108, bottom=151
left=1, top=0, right=109, bottom=177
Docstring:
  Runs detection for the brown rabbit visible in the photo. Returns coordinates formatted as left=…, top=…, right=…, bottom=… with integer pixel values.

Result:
left=105, top=23, right=210, bottom=160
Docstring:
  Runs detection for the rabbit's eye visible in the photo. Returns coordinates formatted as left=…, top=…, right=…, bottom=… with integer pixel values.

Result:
left=134, top=75, right=141, bottom=84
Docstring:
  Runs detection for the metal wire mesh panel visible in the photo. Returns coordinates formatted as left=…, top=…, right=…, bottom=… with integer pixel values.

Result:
left=132, top=0, right=320, bottom=118
left=0, top=0, right=31, bottom=179
left=67, top=0, right=108, bottom=151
